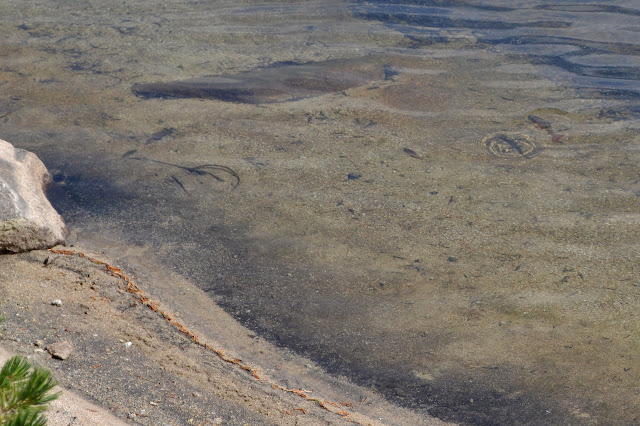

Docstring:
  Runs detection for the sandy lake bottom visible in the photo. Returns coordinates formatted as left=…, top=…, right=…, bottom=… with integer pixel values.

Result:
left=1, top=1, right=640, bottom=423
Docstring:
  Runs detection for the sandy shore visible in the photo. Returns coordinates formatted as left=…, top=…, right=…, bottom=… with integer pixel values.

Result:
left=0, top=246, right=445, bottom=425
left=0, top=346, right=126, bottom=426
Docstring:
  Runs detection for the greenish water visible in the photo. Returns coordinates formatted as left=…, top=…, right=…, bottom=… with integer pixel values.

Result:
left=1, top=1, right=639, bottom=423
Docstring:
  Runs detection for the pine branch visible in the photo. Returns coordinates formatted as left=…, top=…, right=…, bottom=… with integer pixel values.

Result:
left=0, top=357, right=30, bottom=390
left=2, top=407, right=48, bottom=426
left=0, top=356, right=60, bottom=426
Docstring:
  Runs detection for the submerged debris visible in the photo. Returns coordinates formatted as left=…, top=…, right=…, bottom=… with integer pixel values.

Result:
left=145, top=127, right=176, bottom=145
left=527, top=115, right=565, bottom=143
left=480, top=132, right=543, bottom=159
left=128, top=157, right=240, bottom=190
left=403, top=147, right=423, bottom=160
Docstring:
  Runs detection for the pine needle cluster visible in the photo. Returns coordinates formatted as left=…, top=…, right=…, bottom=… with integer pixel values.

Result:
left=0, top=356, right=60, bottom=426
left=0, top=314, right=60, bottom=425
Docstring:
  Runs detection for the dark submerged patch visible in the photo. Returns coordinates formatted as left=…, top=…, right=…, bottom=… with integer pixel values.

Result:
left=146, top=127, right=176, bottom=145
left=131, top=58, right=385, bottom=104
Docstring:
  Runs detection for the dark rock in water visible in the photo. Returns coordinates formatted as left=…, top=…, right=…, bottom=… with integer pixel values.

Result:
left=0, top=138, right=67, bottom=253
left=131, top=58, right=386, bottom=104
left=145, top=127, right=176, bottom=145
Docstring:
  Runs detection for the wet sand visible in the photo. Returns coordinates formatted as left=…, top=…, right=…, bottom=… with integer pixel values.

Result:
left=0, top=247, right=442, bottom=425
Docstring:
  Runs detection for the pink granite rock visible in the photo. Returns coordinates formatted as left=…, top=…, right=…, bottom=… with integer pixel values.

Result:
left=0, top=138, right=67, bottom=253
left=46, top=340, right=73, bottom=360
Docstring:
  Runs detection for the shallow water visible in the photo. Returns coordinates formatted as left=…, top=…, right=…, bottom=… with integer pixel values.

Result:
left=1, top=0, right=639, bottom=423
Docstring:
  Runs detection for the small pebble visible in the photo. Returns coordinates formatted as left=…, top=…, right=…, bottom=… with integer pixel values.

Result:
left=47, top=341, right=73, bottom=360
left=124, top=341, right=132, bottom=348
left=51, top=299, right=62, bottom=307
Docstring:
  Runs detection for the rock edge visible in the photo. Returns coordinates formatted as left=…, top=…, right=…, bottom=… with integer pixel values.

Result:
left=0, top=138, right=67, bottom=253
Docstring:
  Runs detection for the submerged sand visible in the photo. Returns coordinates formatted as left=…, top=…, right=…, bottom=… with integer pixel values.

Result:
left=1, top=1, right=639, bottom=423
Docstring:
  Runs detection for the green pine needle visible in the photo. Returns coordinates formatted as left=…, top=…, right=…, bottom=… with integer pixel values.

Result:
left=0, top=356, right=60, bottom=426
